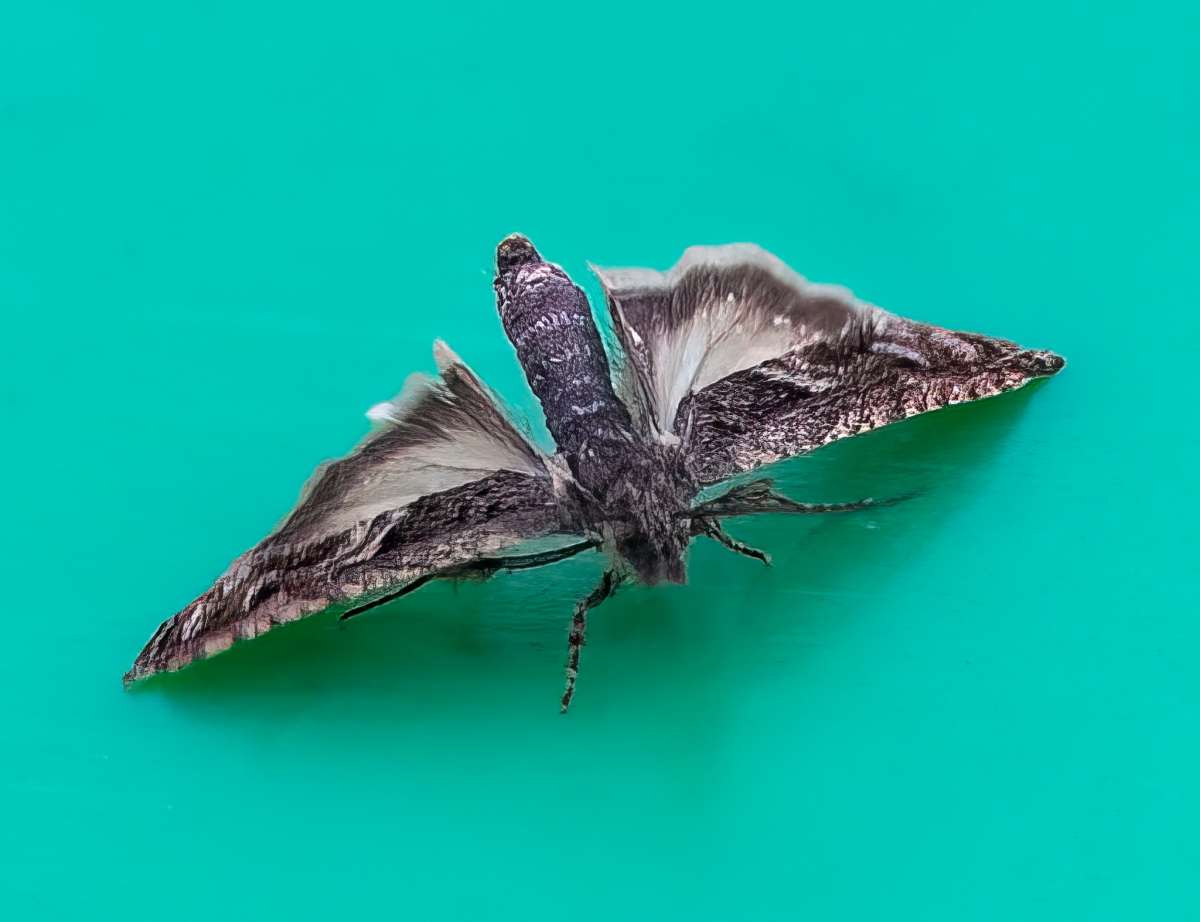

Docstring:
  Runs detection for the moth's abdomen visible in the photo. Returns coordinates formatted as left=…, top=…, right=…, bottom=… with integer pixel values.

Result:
left=494, top=235, right=634, bottom=488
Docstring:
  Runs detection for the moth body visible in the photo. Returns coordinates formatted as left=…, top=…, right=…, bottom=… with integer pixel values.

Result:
left=126, top=233, right=1064, bottom=711
left=495, top=234, right=694, bottom=584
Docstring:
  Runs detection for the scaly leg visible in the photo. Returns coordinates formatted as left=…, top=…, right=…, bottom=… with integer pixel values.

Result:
left=457, top=540, right=600, bottom=580
left=690, top=479, right=918, bottom=519
left=339, top=539, right=598, bottom=622
left=561, top=569, right=620, bottom=714
left=697, top=519, right=771, bottom=566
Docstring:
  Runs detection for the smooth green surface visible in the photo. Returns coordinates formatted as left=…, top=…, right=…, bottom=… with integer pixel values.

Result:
left=3, top=2, right=1197, bottom=918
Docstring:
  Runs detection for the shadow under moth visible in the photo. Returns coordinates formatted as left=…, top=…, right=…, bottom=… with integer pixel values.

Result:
left=127, top=236, right=1064, bottom=710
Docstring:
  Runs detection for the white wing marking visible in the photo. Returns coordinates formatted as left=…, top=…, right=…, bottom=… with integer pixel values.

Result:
left=277, top=339, right=547, bottom=540
left=592, top=244, right=886, bottom=436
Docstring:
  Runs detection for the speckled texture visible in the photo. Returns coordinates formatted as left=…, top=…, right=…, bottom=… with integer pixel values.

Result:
left=10, top=7, right=1195, bottom=915
left=127, top=236, right=1062, bottom=689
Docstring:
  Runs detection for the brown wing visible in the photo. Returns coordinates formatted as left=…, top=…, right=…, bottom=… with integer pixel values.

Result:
left=590, top=244, right=875, bottom=440
left=679, top=319, right=1064, bottom=484
left=591, top=244, right=1064, bottom=485
left=125, top=342, right=574, bottom=683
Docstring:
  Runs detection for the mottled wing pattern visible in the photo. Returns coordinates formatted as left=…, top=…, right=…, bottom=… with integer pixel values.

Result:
left=126, top=342, right=572, bottom=683
left=679, top=318, right=1064, bottom=484
left=590, top=245, right=870, bottom=440
left=592, top=245, right=1064, bottom=485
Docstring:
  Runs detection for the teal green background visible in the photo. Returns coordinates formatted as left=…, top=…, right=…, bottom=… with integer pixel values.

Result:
left=3, top=2, right=1197, bottom=918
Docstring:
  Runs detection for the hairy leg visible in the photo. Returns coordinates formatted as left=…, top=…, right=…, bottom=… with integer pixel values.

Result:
left=561, top=569, right=620, bottom=714
left=691, top=479, right=917, bottom=519
left=697, top=518, right=771, bottom=566
left=339, top=538, right=598, bottom=622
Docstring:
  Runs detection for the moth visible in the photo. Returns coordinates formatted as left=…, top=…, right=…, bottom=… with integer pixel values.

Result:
left=126, top=235, right=1064, bottom=710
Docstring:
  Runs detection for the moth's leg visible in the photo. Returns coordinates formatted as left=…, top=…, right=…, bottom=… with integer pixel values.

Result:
left=458, top=539, right=599, bottom=579
left=339, top=573, right=438, bottom=622
left=697, top=518, right=771, bottom=566
left=338, top=539, right=596, bottom=623
left=773, top=488, right=919, bottom=515
left=691, top=480, right=918, bottom=518
left=772, top=497, right=887, bottom=514
left=561, top=569, right=620, bottom=714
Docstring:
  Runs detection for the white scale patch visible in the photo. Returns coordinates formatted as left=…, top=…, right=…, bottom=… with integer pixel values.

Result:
left=279, top=341, right=547, bottom=539
left=593, top=244, right=885, bottom=436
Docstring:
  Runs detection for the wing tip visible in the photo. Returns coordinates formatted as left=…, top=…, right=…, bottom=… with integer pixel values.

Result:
left=366, top=342, right=472, bottom=427
left=122, top=627, right=221, bottom=688
left=122, top=658, right=174, bottom=687
left=122, top=647, right=206, bottom=688
left=123, top=602, right=291, bottom=689
left=433, top=338, right=464, bottom=372
left=123, top=644, right=181, bottom=687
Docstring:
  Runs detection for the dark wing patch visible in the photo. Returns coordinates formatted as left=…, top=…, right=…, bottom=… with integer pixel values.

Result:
left=591, top=243, right=1063, bottom=484
left=680, top=319, right=1064, bottom=484
left=126, top=342, right=573, bottom=683
left=126, top=472, right=567, bottom=682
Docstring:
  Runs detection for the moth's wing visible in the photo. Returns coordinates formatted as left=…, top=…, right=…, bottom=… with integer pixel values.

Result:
left=125, top=341, right=576, bottom=683
left=592, top=245, right=1064, bottom=485
left=590, top=244, right=870, bottom=440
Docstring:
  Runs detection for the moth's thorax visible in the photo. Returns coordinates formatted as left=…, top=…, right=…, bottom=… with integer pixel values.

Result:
left=596, top=441, right=696, bottom=586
